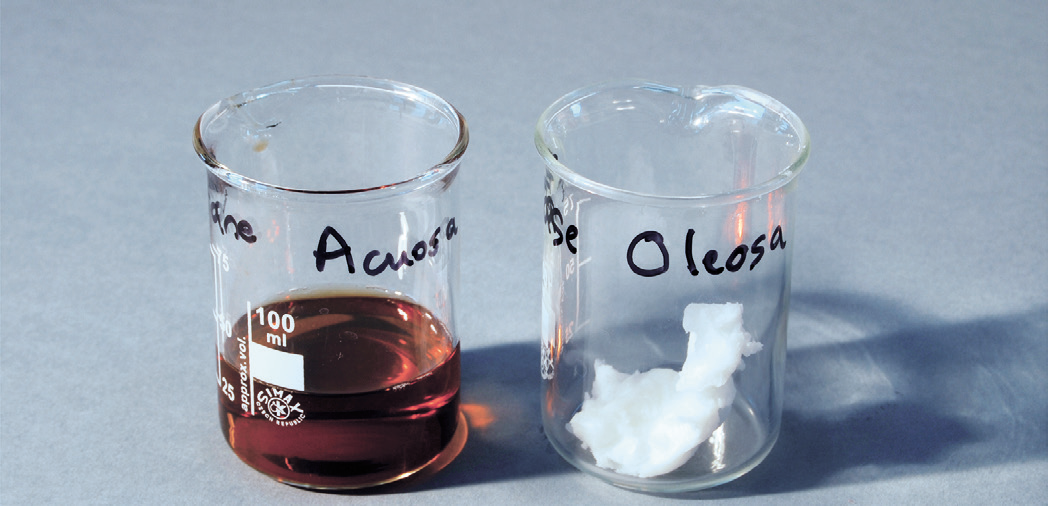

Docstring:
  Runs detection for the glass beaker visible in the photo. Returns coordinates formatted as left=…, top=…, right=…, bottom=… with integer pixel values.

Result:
left=194, top=76, right=468, bottom=490
left=537, top=80, right=809, bottom=492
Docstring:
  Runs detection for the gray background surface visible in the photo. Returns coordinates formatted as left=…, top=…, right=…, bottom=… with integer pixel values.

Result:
left=2, top=1, right=1045, bottom=504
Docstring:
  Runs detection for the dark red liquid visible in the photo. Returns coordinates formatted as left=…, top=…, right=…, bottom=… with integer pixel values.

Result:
left=217, top=293, right=460, bottom=489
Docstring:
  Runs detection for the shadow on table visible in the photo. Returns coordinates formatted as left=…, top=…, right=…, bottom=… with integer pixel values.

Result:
left=341, top=340, right=573, bottom=495
left=693, top=290, right=1047, bottom=499
left=431, top=341, right=576, bottom=487
left=346, top=290, right=1046, bottom=496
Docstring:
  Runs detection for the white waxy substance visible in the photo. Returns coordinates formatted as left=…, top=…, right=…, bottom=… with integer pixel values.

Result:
left=567, top=303, right=761, bottom=478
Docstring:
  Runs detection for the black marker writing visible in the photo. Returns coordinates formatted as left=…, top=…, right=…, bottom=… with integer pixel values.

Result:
left=314, top=226, right=355, bottom=273
left=210, top=201, right=257, bottom=243
left=626, top=231, right=670, bottom=277
left=545, top=196, right=578, bottom=254
left=314, top=217, right=457, bottom=276
left=634, top=225, right=787, bottom=278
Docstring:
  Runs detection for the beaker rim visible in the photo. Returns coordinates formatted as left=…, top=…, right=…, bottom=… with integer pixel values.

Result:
left=535, top=79, right=810, bottom=207
left=194, top=75, right=468, bottom=200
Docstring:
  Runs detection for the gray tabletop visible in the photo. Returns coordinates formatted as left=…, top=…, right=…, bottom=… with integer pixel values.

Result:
left=2, top=1, right=1045, bottom=504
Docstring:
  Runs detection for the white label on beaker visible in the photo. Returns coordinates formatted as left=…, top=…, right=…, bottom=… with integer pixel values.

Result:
left=249, top=341, right=305, bottom=391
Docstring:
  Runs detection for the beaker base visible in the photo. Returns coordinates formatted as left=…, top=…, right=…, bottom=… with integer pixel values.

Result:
left=546, top=397, right=779, bottom=493
left=273, top=410, right=469, bottom=492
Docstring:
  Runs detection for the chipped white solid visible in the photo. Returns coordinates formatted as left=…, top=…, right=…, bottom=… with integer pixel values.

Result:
left=567, top=303, right=761, bottom=478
